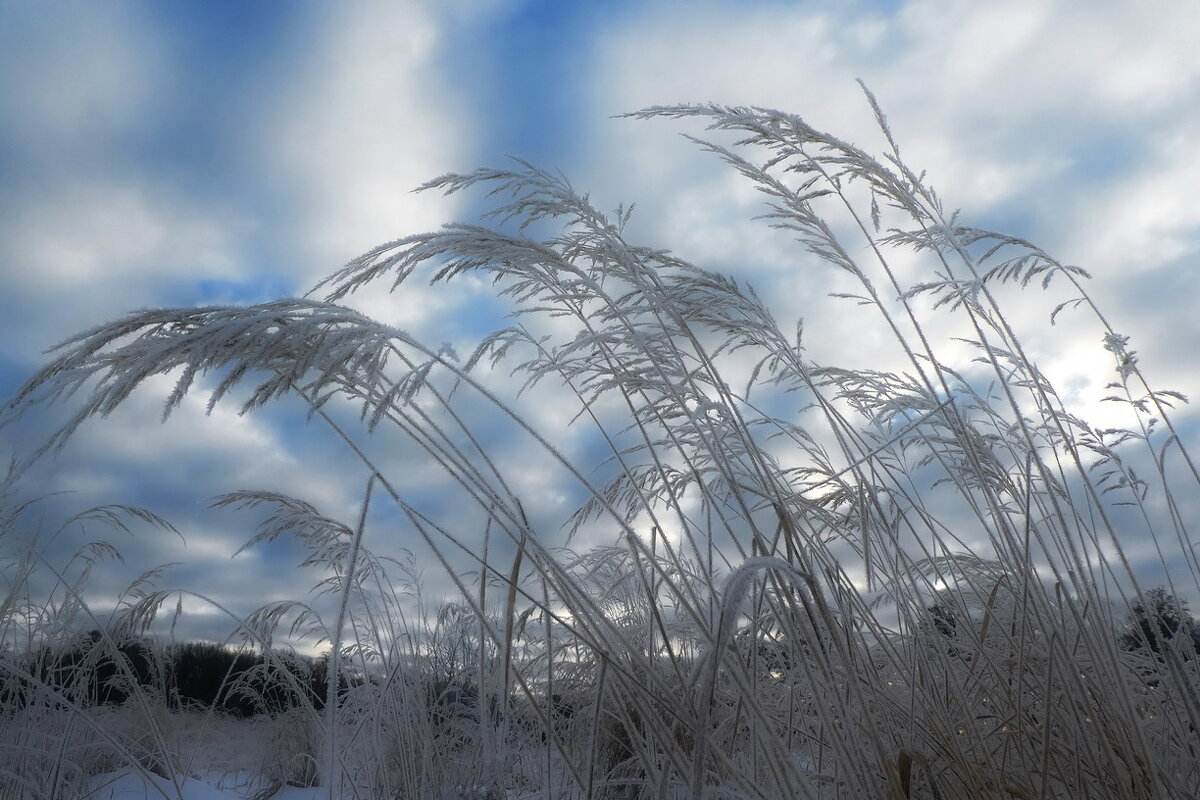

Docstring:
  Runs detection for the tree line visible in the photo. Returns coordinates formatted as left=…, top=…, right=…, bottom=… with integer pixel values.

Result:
left=3, top=633, right=360, bottom=716
left=6, top=586, right=1197, bottom=720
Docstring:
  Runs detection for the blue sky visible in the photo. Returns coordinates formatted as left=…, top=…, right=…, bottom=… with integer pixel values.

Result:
left=2, top=0, right=1199, bottom=647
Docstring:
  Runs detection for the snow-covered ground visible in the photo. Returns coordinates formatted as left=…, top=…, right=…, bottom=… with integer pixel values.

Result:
left=85, top=769, right=518, bottom=800
left=85, top=768, right=316, bottom=800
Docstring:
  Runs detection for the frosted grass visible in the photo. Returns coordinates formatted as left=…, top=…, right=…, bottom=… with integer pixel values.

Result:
left=3, top=88, right=1198, bottom=799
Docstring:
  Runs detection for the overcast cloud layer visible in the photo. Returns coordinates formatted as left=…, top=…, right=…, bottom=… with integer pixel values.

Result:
left=2, top=0, right=1198, bottom=647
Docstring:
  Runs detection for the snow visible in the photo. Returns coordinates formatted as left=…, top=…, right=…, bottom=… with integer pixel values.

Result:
left=84, top=768, right=322, bottom=800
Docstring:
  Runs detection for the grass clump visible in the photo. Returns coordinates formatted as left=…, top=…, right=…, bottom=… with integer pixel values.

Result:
left=3, top=87, right=1199, bottom=799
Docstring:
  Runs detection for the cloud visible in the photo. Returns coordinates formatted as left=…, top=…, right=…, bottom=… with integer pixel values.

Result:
left=4, top=0, right=1199, bottom=647
left=0, top=1, right=168, bottom=157
left=559, top=0, right=1200, bottom=603
left=0, top=0, right=173, bottom=246
left=585, top=0, right=1200, bottom=222
left=1065, top=122, right=1200, bottom=274
left=0, top=3, right=251, bottom=373
left=580, top=0, right=1200, bottom=398
left=256, top=1, right=472, bottom=292
left=6, top=368, right=387, bottom=643
left=0, top=181, right=247, bottom=368
left=0, top=1, right=483, bottom=643
left=0, top=0, right=482, bottom=367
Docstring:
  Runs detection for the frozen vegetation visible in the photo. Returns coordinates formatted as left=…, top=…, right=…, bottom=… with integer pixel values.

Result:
left=3, top=92, right=1199, bottom=798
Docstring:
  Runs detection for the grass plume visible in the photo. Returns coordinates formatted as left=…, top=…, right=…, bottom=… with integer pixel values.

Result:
left=3, top=87, right=1198, bottom=799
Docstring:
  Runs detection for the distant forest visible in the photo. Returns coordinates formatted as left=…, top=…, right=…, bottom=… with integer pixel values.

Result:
left=3, top=635, right=364, bottom=717
left=7, top=587, right=1199, bottom=719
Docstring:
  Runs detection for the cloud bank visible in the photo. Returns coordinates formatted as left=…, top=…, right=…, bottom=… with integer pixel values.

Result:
left=2, top=0, right=1197, bottom=647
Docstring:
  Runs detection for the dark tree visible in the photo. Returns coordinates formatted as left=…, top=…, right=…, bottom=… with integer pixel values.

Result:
left=1119, top=587, right=1200, bottom=658
left=170, top=641, right=265, bottom=715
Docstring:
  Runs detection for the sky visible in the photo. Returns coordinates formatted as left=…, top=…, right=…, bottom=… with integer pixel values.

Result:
left=2, top=0, right=1199, bottom=649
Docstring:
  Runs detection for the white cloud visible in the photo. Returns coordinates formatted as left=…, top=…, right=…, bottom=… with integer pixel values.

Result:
left=585, top=0, right=1200, bottom=213
left=0, top=179, right=246, bottom=364
left=580, top=0, right=1200, bottom=411
left=1066, top=121, right=1200, bottom=275
left=5, top=0, right=1199, bottom=645
left=0, top=1, right=168, bottom=153
left=6, top=183, right=240, bottom=286
left=0, top=5, right=247, bottom=367
left=259, top=0, right=472, bottom=295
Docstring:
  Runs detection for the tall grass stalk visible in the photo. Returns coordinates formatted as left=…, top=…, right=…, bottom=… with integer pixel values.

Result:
left=3, top=88, right=1199, bottom=798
